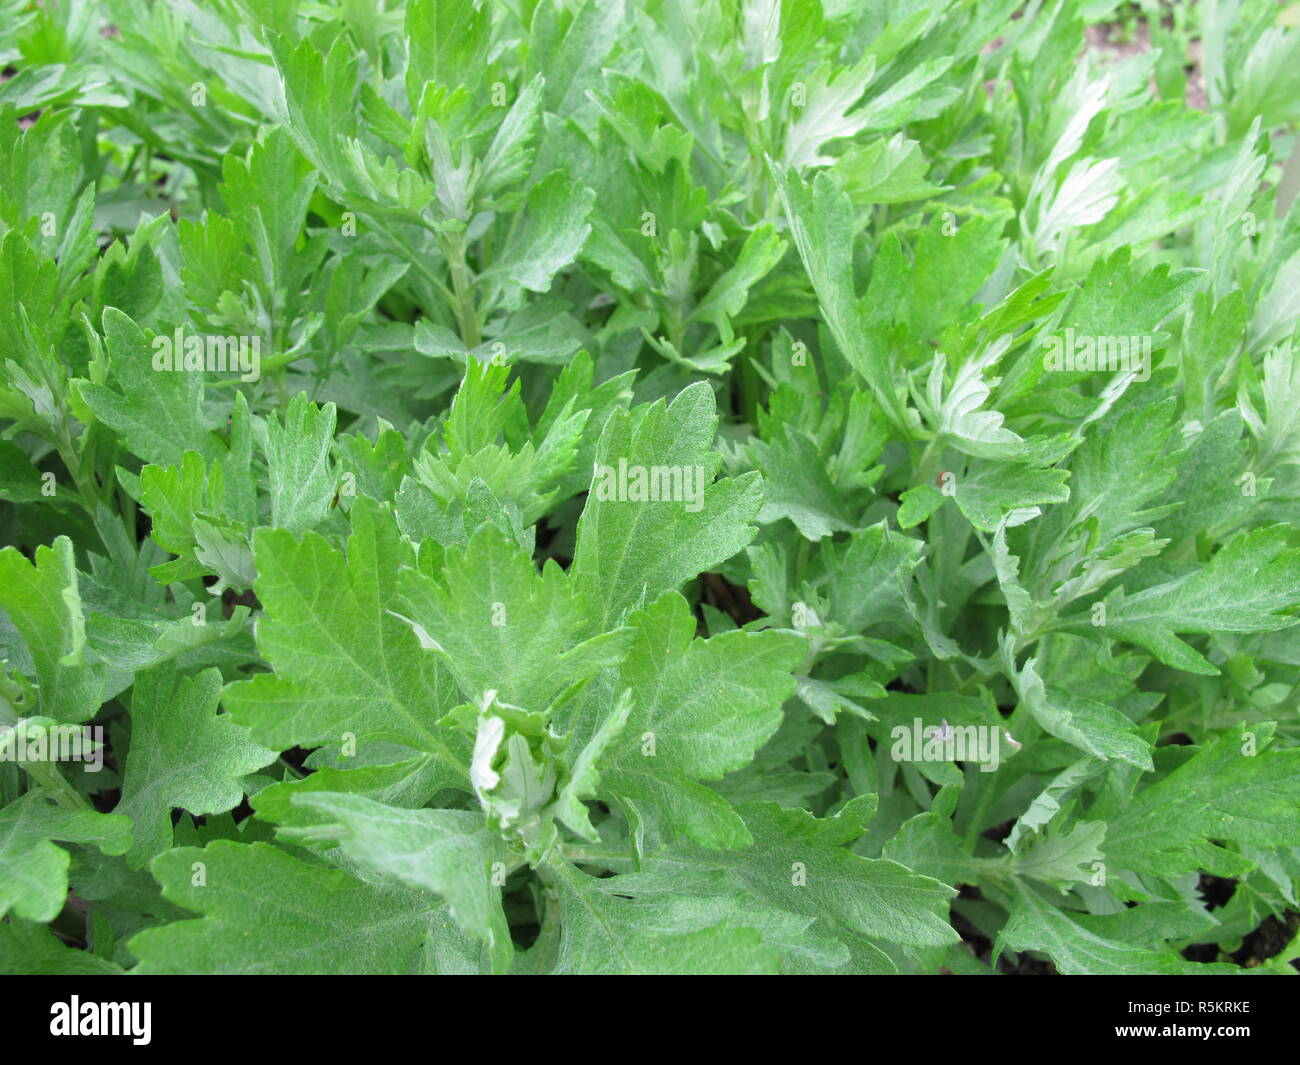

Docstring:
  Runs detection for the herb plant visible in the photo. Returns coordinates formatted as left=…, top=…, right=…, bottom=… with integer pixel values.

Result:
left=2, top=0, right=1300, bottom=976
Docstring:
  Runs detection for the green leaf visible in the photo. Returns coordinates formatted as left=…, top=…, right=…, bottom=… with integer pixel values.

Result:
left=397, top=522, right=632, bottom=712
left=750, top=422, right=853, bottom=539
left=223, top=498, right=466, bottom=770
left=480, top=172, right=594, bottom=303
left=265, top=392, right=338, bottom=535
left=0, top=918, right=124, bottom=974
left=220, top=127, right=317, bottom=296
left=404, top=0, right=492, bottom=103
left=480, top=75, right=546, bottom=198
left=1044, top=395, right=1179, bottom=549
left=528, top=0, right=626, bottom=118
left=572, top=382, right=763, bottom=629
left=773, top=167, right=908, bottom=434
left=1101, top=724, right=1300, bottom=878
left=544, top=858, right=780, bottom=974
left=1007, top=821, right=1107, bottom=891
left=1011, top=653, right=1152, bottom=769
left=946, top=458, right=1071, bottom=533
left=782, top=56, right=876, bottom=170
left=837, top=133, right=943, bottom=204
left=997, top=883, right=1239, bottom=975
left=0, top=792, right=131, bottom=921
left=602, top=765, right=751, bottom=850
left=908, top=213, right=1009, bottom=342
left=0, top=439, right=45, bottom=502
left=825, top=521, right=924, bottom=631
left=553, top=690, right=633, bottom=842
left=129, top=841, right=443, bottom=974
left=602, top=592, right=805, bottom=779
left=0, top=537, right=106, bottom=723
left=689, top=224, right=786, bottom=343
left=1064, top=245, right=1203, bottom=342
left=79, top=309, right=220, bottom=467
left=268, top=34, right=359, bottom=187
left=924, top=340, right=1023, bottom=460
left=633, top=801, right=959, bottom=955
left=586, top=592, right=804, bottom=848
left=1074, top=525, right=1300, bottom=673
left=115, top=665, right=275, bottom=866
left=276, top=791, right=513, bottom=973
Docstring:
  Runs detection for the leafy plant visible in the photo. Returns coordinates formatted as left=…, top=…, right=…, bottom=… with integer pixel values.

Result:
left=2, top=0, right=1300, bottom=975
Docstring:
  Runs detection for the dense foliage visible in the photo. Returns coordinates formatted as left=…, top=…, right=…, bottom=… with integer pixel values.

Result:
left=2, top=0, right=1300, bottom=975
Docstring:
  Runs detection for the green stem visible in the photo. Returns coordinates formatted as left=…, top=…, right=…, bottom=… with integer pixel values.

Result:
left=914, top=436, right=945, bottom=489
left=383, top=225, right=458, bottom=305
left=534, top=863, right=562, bottom=936
left=962, top=775, right=998, bottom=850
left=795, top=536, right=811, bottom=587
left=53, top=423, right=103, bottom=514
left=28, top=763, right=91, bottom=810
left=739, top=329, right=762, bottom=425
left=445, top=229, right=481, bottom=348
left=0, top=707, right=94, bottom=810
